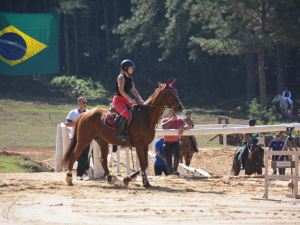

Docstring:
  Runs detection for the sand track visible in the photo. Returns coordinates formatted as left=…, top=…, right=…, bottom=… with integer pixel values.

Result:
left=0, top=147, right=300, bottom=224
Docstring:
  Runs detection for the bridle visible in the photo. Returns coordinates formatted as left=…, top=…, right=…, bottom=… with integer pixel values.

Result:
left=162, top=86, right=183, bottom=112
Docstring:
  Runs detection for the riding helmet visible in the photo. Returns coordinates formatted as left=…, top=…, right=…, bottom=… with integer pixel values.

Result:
left=249, top=118, right=256, bottom=126
left=120, top=59, right=135, bottom=70
left=186, top=110, right=192, bottom=115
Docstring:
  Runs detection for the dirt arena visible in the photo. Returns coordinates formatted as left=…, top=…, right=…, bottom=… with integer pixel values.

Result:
left=0, top=147, right=300, bottom=224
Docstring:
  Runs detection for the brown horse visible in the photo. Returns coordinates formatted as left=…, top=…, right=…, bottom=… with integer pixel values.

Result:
left=179, top=136, right=195, bottom=167
left=61, top=79, right=183, bottom=187
left=232, top=139, right=263, bottom=176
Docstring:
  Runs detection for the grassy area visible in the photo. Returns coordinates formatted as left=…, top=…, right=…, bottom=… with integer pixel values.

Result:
left=0, top=98, right=109, bottom=148
left=0, top=156, right=45, bottom=173
left=1, top=90, right=296, bottom=149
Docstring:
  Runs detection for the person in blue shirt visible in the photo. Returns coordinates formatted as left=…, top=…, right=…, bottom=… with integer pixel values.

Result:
left=268, top=132, right=287, bottom=175
left=154, top=138, right=168, bottom=175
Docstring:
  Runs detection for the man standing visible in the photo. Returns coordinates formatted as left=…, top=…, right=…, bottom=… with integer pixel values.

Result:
left=161, top=109, right=189, bottom=175
left=65, top=96, right=92, bottom=180
left=268, top=132, right=287, bottom=175
left=238, top=118, right=264, bottom=170
left=154, top=138, right=168, bottom=176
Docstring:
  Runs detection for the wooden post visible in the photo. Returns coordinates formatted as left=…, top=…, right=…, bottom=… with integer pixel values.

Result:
left=93, top=140, right=104, bottom=178
left=116, top=146, right=120, bottom=173
left=55, top=124, right=63, bottom=172
left=135, top=148, right=140, bottom=170
left=265, top=150, right=269, bottom=199
left=125, top=148, right=130, bottom=175
left=218, top=116, right=229, bottom=149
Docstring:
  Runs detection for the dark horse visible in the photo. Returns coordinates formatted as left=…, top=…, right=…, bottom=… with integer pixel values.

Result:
left=61, top=79, right=183, bottom=187
left=179, top=136, right=195, bottom=167
left=232, top=139, right=263, bottom=176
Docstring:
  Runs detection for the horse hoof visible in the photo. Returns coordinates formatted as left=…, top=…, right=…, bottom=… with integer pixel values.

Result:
left=143, top=182, right=151, bottom=188
left=66, top=176, right=73, bottom=186
left=288, top=182, right=294, bottom=188
left=107, top=175, right=114, bottom=184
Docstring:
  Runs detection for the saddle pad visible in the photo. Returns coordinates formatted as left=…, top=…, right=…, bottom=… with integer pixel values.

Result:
left=104, top=112, right=118, bottom=129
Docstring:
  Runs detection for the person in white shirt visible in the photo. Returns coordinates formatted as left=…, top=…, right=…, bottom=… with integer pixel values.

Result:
left=65, top=96, right=92, bottom=180
left=283, top=87, right=292, bottom=105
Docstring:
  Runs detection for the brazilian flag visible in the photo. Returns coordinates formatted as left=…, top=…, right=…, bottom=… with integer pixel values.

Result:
left=0, top=12, right=60, bottom=75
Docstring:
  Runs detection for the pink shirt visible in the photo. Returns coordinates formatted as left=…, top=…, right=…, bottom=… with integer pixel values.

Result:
left=161, top=118, right=185, bottom=142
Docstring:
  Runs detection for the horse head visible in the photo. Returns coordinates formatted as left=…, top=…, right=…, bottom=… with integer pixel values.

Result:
left=161, top=79, right=184, bottom=113
left=249, top=139, right=259, bottom=153
left=272, top=94, right=279, bottom=103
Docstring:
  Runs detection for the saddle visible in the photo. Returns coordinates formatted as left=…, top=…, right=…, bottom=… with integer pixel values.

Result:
left=104, top=104, right=135, bottom=129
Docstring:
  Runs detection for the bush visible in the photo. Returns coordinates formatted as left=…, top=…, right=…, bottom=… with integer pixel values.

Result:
left=51, top=76, right=108, bottom=97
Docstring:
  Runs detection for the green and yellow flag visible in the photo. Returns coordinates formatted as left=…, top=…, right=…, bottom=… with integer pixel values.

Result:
left=0, top=12, right=60, bottom=75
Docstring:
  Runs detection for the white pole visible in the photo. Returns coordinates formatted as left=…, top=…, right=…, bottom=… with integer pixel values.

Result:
left=125, top=148, right=130, bottom=175
left=135, top=148, right=140, bottom=170
left=55, top=124, right=63, bottom=172
left=108, top=144, right=114, bottom=167
left=117, top=146, right=120, bottom=173
left=155, top=123, right=300, bottom=136
left=93, top=140, right=104, bottom=178
left=223, top=134, right=227, bottom=149
left=61, top=123, right=71, bottom=171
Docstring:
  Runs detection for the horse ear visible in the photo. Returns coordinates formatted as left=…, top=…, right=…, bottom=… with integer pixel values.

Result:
left=170, top=78, right=177, bottom=87
left=165, top=79, right=170, bottom=87
left=157, top=82, right=162, bottom=86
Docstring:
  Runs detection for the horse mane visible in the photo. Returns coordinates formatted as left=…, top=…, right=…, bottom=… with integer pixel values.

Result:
left=143, top=83, right=164, bottom=105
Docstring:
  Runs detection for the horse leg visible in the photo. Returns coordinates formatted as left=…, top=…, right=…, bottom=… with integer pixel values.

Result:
left=66, top=141, right=91, bottom=186
left=95, top=140, right=113, bottom=184
left=135, top=146, right=150, bottom=187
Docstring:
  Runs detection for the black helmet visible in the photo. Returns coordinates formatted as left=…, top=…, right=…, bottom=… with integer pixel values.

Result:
left=249, top=118, right=256, bottom=126
left=186, top=110, right=192, bottom=115
left=120, top=59, right=135, bottom=70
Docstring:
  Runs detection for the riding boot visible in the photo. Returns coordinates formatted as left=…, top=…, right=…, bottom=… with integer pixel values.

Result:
left=116, top=117, right=128, bottom=142
left=173, top=158, right=180, bottom=175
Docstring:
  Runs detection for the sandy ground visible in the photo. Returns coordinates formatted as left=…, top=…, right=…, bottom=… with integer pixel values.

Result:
left=0, top=147, right=300, bottom=224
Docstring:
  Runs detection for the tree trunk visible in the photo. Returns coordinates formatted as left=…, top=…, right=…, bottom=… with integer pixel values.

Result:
left=95, top=11, right=100, bottom=75
left=64, top=13, right=71, bottom=76
left=85, top=15, right=90, bottom=77
left=259, top=1, right=267, bottom=111
left=245, top=52, right=256, bottom=104
left=103, top=0, right=112, bottom=78
left=74, top=13, right=79, bottom=76
left=277, top=42, right=284, bottom=94
left=114, top=0, right=119, bottom=50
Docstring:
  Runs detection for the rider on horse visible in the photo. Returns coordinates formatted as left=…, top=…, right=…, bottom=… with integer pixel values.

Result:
left=238, top=118, right=264, bottom=170
left=113, top=59, right=144, bottom=141
left=184, top=110, right=199, bottom=153
left=283, top=87, right=292, bottom=108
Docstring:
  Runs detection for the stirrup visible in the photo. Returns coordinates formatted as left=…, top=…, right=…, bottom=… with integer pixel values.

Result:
left=117, top=134, right=126, bottom=142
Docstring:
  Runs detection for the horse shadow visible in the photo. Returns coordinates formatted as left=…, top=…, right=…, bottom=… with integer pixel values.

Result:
left=88, top=178, right=225, bottom=195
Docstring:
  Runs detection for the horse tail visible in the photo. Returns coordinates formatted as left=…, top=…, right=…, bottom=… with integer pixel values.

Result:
left=60, top=113, right=84, bottom=168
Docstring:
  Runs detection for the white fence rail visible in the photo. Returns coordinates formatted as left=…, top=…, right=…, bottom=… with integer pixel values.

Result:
left=56, top=123, right=300, bottom=179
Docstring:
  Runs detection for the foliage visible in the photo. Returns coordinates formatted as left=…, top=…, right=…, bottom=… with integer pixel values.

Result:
left=248, top=98, right=261, bottom=119
left=51, top=76, right=108, bottom=97
left=0, top=156, right=44, bottom=173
